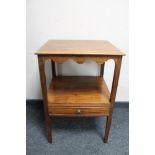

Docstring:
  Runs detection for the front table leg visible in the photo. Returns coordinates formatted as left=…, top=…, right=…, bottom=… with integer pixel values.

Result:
left=38, top=56, right=52, bottom=143
left=103, top=115, right=112, bottom=143
left=103, top=57, right=122, bottom=143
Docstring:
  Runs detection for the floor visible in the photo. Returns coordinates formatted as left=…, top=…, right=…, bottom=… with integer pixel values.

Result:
left=26, top=103, right=129, bottom=155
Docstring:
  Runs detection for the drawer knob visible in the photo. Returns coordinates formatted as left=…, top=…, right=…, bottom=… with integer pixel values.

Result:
left=76, top=109, right=81, bottom=114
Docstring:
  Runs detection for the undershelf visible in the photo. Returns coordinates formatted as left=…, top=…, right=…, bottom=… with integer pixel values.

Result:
left=47, top=76, right=111, bottom=107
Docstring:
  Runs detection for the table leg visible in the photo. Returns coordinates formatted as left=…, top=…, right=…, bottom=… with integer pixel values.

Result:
left=38, top=56, right=52, bottom=143
left=103, top=115, right=112, bottom=143
left=51, top=60, right=56, bottom=78
left=110, top=57, right=122, bottom=106
left=100, top=63, right=105, bottom=77
left=103, top=56, right=122, bottom=143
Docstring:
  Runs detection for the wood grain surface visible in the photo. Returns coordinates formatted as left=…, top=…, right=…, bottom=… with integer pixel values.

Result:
left=37, top=40, right=124, bottom=143
left=48, top=76, right=111, bottom=107
left=48, top=107, right=110, bottom=116
left=36, top=40, right=125, bottom=56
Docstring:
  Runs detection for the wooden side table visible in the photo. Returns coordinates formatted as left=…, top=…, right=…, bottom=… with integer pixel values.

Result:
left=35, top=40, right=125, bottom=143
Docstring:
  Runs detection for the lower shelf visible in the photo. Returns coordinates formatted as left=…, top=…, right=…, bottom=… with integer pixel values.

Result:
left=47, top=76, right=111, bottom=116
left=48, top=76, right=111, bottom=107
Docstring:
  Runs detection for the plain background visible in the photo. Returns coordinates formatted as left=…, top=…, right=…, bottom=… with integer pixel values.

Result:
left=26, top=0, right=129, bottom=101
left=1, top=0, right=155, bottom=155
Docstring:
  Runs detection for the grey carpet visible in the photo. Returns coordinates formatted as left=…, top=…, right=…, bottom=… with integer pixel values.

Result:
left=26, top=104, right=128, bottom=155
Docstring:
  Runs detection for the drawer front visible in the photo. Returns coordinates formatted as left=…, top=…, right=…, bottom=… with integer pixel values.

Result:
left=48, top=107, right=110, bottom=116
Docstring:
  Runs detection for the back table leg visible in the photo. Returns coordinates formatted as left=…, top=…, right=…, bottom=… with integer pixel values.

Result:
left=38, top=56, right=52, bottom=143
left=100, top=63, right=105, bottom=77
left=51, top=60, right=56, bottom=78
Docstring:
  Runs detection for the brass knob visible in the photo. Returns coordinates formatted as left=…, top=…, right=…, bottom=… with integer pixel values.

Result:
left=77, top=109, right=81, bottom=114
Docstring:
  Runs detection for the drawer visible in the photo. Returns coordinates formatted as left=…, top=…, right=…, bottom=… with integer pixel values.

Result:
left=48, top=107, right=110, bottom=116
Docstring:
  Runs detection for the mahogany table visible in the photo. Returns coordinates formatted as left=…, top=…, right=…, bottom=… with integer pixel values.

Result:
left=35, top=40, right=125, bottom=143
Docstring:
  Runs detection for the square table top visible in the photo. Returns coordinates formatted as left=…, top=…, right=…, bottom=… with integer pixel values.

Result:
left=35, top=40, right=125, bottom=56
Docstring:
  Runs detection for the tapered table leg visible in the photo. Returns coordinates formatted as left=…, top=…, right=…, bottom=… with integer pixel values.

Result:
left=38, top=56, right=52, bottom=143
left=103, top=116, right=112, bottom=143
left=46, top=117, right=52, bottom=143
left=103, top=57, right=122, bottom=143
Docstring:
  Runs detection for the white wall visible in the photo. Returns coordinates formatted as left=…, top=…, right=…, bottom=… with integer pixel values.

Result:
left=26, top=0, right=129, bottom=101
